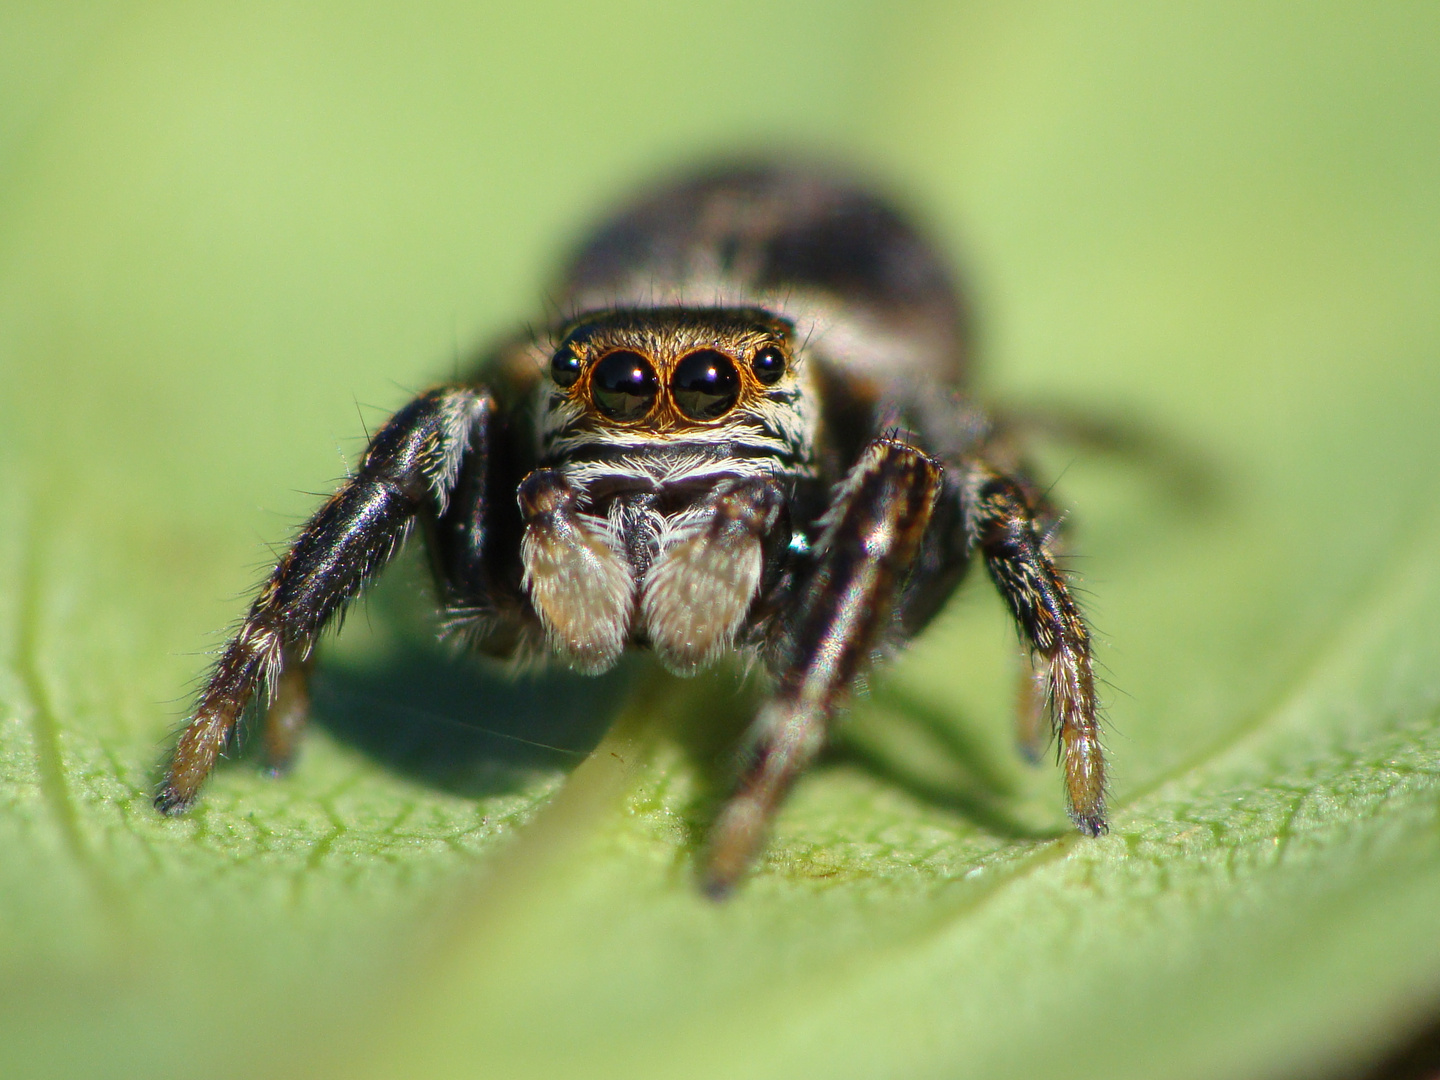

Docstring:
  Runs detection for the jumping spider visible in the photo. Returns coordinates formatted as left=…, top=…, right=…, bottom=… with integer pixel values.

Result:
left=157, top=163, right=1107, bottom=894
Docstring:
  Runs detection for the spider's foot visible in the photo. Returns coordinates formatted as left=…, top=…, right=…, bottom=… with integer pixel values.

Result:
left=153, top=784, right=196, bottom=816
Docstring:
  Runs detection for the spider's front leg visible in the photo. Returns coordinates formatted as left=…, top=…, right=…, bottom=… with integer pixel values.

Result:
left=703, top=438, right=943, bottom=896
left=967, top=464, right=1107, bottom=836
left=155, top=386, right=492, bottom=814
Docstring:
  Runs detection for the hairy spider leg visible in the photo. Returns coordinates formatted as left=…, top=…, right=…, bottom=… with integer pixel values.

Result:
left=703, top=438, right=943, bottom=896
left=969, top=436, right=1068, bottom=766
left=155, top=386, right=490, bottom=814
left=965, top=465, right=1107, bottom=836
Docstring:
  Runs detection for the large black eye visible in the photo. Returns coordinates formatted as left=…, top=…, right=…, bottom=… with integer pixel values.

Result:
left=592, top=350, right=658, bottom=420
left=751, top=344, right=787, bottom=385
left=551, top=345, right=583, bottom=388
left=673, top=350, right=741, bottom=420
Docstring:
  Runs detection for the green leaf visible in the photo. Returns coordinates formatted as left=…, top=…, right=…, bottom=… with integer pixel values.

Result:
left=3, top=3, right=1440, bottom=1078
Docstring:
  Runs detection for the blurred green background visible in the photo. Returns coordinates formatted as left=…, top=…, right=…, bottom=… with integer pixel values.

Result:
left=3, top=2, right=1440, bottom=1078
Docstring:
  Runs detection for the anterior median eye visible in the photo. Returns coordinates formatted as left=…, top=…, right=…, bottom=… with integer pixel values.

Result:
left=673, top=350, right=741, bottom=420
left=592, top=350, right=659, bottom=420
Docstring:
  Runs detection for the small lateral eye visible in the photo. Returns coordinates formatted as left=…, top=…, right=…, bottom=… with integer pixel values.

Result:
left=751, top=344, right=787, bottom=385
left=673, top=349, right=741, bottom=420
left=592, top=350, right=659, bottom=421
left=551, top=345, right=583, bottom=388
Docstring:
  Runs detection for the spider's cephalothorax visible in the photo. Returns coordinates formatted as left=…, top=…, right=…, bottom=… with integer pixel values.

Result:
left=156, top=163, right=1108, bottom=895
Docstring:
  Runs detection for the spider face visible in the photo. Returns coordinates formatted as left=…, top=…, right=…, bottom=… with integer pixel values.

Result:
left=520, top=308, right=815, bottom=679
left=542, top=307, right=799, bottom=432
left=157, top=163, right=1109, bottom=897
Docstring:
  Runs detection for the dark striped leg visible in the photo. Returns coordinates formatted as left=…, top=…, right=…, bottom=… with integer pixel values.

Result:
left=703, top=438, right=943, bottom=897
left=155, top=386, right=490, bottom=814
left=967, top=465, right=1107, bottom=836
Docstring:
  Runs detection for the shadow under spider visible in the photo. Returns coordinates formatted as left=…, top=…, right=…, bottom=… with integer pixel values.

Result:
left=210, top=629, right=1067, bottom=849
left=211, top=550, right=632, bottom=802
left=830, top=683, right=1071, bottom=843
left=308, top=644, right=631, bottom=801
left=648, top=666, right=1067, bottom=854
